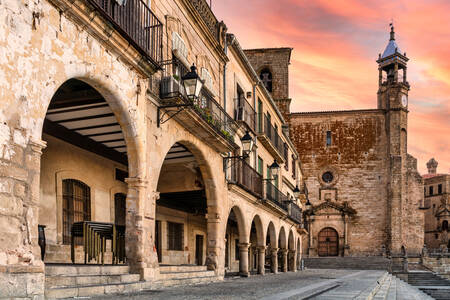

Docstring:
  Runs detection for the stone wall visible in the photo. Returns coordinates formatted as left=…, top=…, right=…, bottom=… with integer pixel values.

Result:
left=290, top=110, right=389, bottom=256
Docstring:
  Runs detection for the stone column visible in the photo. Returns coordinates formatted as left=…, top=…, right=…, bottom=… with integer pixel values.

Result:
left=257, top=246, right=266, bottom=275
left=206, top=211, right=221, bottom=274
left=343, top=214, right=349, bottom=256
left=270, top=248, right=278, bottom=273
left=125, top=177, right=158, bottom=280
left=238, top=243, right=250, bottom=277
left=289, top=250, right=297, bottom=272
left=281, top=249, right=288, bottom=272
left=378, top=68, right=383, bottom=85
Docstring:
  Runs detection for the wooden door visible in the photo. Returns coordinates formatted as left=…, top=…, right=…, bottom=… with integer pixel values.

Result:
left=318, top=227, right=339, bottom=256
left=195, top=235, right=203, bottom=266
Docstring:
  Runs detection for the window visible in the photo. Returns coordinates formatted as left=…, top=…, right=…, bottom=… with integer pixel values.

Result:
left=62, top=179, right=91, bottom=245
left=257, top=99, right=263, bottom=133
left=257, top=156, right=263, bottom=175
left=235, top=239, right=240, bottom=260
left=292, top=155, right=296, bottom=179
left=424, top=187, right=426, bottom=196
left=260, top=68, right=272, bottom=92
left=168, top=222, right=184, bottom=251
left=429, top=186, right=434, bottom=196
left=443, top=220, right=449, bottom=231
left=326, top=131, right=332, bottom=146
left=438, top=184, right=442, bottom=194
left=284, top=143, right=289, bottom=170
left=322, top=172, right=334, bottom=183
left=114, top=193, right=126, bottom=226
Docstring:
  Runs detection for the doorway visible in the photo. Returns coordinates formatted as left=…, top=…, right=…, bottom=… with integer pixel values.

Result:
left=195, top=235, right=204, bottom=265
left=318, top=227, right=339, bottom=256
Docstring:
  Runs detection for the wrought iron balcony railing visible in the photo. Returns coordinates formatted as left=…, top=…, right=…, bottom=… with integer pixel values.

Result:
left=265, top=181, right=289, bottom=211
left=88, top=0, right=163, bottom=67
left=234, top=97, right=256, bottom=131
left=228, top=157, right=263, bottom=198
left=261, top=114, right=285, bottom=157
left=288, top=202, right=302, bottom=224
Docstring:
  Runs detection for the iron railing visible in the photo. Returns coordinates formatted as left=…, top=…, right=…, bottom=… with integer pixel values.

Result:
left=234, top=97, right=256, bottom=131
left=194, top=89, right=236, bottom=142
left=228, top=157, right=263, bottom=197
left=262, top=114, right=285, bottom=156
left=88, top=0, right=163, bottom=66
left=289, top=202, right=302, bottom=224
left=265, top=181, right=288, bottom=211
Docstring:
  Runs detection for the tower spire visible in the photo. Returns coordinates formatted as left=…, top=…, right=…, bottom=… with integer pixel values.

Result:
left=389, top=22, right=395, bottom=41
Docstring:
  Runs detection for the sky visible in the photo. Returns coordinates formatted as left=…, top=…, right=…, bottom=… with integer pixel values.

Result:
left=212, top=0, right=449, bottom=175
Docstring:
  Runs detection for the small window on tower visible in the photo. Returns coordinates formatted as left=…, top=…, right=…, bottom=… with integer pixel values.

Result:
left=438, top=184, right=442, bottom=194
left=429, top=186, right=434, bottom=196
left=260, top=68, right=272, bottom=92
left=326, top=131, right=332, bottom=146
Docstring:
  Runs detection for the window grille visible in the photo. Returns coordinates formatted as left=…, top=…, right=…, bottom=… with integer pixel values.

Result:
left=168, top=222, right=184, bottom=251
left=62, top=179, right=91, bottom=245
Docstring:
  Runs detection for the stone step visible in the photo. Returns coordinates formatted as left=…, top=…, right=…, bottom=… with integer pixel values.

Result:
left=304, top=257, right=390, bottom=270
left=158, top=270, right=215, bottom=280
left=159, top=264, right=207, bottom=273
left=45, top=281, right=144, bottom=299
left=45, top=273, right=140, bottom=289
left=394, top=277, right=435, bottom=300
left=151, top=275, right=221, bottom=288
left=45, top=264, right=129, bottom=276
left=421, top=289, right=450, bottom=300
left=372, top=273, right=392, bottom=300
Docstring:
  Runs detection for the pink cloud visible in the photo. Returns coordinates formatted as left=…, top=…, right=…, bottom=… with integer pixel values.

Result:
left=213, top=0, right=450, bottom=174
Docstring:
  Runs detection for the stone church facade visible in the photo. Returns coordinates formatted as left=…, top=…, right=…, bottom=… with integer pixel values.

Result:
left=244, top=27, right=425, bottom=258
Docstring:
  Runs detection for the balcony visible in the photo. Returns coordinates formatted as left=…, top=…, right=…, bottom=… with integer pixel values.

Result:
left=257, top=114, right=285, bottom=162
left=264, top=181, right=289, bottom=212
left=288, top=202, right=302, bottom=224
left=234, top=97, right=256, bottom=132
left=160, top=74, right=238, bottom=153
left=88, top=0, right=163, bottom=68
left=227, top=157, right=263, bottom=198
left=190, top=0, right=219, bottom=40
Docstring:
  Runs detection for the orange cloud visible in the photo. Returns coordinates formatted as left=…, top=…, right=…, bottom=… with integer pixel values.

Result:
left=213, top=0, right=450, bottom=174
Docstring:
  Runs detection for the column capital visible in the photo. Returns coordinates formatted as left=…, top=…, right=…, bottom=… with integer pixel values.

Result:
left=238, top=243, right=250, bottom=250
left=270, top=248, right=279, bottom=255
left=289, top=249, right=296, bottom=254
left=257, top=245, right=267, bottom=251
left=29, top=139, right=47, bottom=154
left=125, top=177, right=148, bottom=188
left=281, top=248, right=289, bottom=254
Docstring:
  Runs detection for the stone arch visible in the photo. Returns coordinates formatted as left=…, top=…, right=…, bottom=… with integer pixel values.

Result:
left=278, top=226, right=287, bottom=249
left=38, top=77, right=150, bottom=276
left=250, top=214, right=265, bottom=247
left=288, top=230, right=295, bottom=250
left=37, top=76, right=144, bottom=179
left=266, top=221, right=277, bottom=248
left=226, top=205, right=247, bottom=242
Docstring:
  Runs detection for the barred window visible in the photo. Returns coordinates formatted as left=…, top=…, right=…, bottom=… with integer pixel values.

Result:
left=429, top=186, right=434, bottom=196
left=168, top=222, right=184, bottom=251
left=62, top=179, right=91, bottom=245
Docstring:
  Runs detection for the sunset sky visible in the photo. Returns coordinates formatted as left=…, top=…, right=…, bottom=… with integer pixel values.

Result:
left=213, top=0, right=449, bottom=175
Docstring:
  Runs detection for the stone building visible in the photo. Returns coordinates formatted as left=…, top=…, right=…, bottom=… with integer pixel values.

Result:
left=423, top=158, right=450, bottom=250
left=245, top=26, right=425, bottom=259
left=0, top=0, right=306, bottom=298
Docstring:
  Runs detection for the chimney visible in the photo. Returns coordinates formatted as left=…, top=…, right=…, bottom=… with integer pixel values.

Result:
left=426, top=158, right=438, bottom=174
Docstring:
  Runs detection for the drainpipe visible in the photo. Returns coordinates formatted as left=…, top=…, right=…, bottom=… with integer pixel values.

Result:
left=223, top=34, right=228, bottom=113
left=253, top=83, right=257, bottom=168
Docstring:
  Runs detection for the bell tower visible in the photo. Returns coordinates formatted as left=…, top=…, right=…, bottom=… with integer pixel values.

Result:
left=378, top=24, right=411, bottom=257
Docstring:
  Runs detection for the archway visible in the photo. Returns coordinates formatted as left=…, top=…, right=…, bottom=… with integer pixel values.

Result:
left=224, top=206, right=246, bottom=275
left=318, top=227, right=339, bottom=257
left=278, top=227, right=287, bottom=272
left=249, top=215, right=264, bottom=274
left=288, top=230, right=295, bottom=271
left=155, top=142, right=211, bottom=266
left=266, top=222, right=277, bottom=273
left=39, top=79, right=140, bottom=267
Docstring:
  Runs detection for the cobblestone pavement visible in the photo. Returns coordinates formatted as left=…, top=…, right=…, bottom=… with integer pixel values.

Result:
left=93, top=269, right=388, bottom=300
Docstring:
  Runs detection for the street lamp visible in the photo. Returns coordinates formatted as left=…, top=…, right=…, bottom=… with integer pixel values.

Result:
left=241, top=131, right=254, bottom=157
left=182, top=64, right=203, bottom=101
left=293, top=185, right=301, bottom=198
left=269, top=159, right=280, bottom=177
left=305, top=199, right=312, bottom=211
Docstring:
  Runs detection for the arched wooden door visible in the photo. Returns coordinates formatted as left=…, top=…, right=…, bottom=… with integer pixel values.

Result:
left=318, top=227, right=338, bottom=256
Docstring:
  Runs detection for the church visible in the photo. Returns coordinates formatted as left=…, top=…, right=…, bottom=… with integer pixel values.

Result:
left=246, top=26, right=425, bottom=259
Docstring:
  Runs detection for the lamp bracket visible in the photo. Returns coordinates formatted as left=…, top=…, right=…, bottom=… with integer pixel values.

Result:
left=157, top=103, right=192, bottom=127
